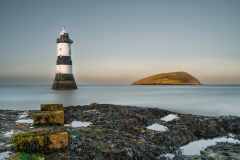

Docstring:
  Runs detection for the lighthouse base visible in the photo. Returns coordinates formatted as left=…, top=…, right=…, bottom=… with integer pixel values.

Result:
left=52, top=81, right=77, bottom=90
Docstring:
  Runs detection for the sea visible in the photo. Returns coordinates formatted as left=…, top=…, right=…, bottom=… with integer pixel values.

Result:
left=0, top=85, right=239, bottom=116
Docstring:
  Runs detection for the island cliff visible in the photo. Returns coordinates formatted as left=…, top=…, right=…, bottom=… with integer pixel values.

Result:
left=132, top=71, right=201, bottom=85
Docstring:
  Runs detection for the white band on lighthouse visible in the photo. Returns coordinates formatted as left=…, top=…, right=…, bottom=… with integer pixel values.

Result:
left=56, top=65, right=72, bottom=74
left=57, top=43, right=71, bottom=56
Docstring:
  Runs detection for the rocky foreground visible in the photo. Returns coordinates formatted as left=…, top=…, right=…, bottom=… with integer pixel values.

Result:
left=1, top=104, right=240, bottom=159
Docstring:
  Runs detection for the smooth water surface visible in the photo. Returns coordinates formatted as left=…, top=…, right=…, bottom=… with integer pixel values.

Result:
left=71, top=121, right=92, bottom=128
left=0, top=85, right=239, bottom=116
left=181, top=135, right=240, bottom=155
left=147, top=124, right=168, bottom=131
left=160, top=114, right=179, bottom=121
left=15, top=119, right=33, bottom=124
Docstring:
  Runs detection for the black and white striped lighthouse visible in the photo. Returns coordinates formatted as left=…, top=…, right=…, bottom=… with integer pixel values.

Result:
left=52, top=27, right=77, bottom=89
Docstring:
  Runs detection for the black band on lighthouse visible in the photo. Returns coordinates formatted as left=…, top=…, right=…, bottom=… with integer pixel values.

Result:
left=57, top=60, right=72, bottom=65
left=56, top=38, right=73, bottom=44
left=54, top=74, right=75, bottom=81
left=57, top=56, right=71, bottom=60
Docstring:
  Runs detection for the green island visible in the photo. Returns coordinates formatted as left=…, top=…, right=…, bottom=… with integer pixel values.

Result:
left=132, top=71, right=201, bottom=85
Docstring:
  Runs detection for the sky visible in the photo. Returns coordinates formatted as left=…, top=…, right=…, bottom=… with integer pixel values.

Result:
left=0, top=0, right=240, bottom=85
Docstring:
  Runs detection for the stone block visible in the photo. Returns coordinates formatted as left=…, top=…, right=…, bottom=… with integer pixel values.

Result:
left=40, top=104, right=63, bottom=111
left=13, top=128, right=69, bottom=154
left=34, top=110, right=64, bottom=126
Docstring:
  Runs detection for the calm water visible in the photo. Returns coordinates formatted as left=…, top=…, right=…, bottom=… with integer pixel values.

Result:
left=0, top=85, right=239, bottom=116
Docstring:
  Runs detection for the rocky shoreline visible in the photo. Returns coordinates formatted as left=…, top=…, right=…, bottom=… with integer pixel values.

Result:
left=1, top=104, right=240, bottom=159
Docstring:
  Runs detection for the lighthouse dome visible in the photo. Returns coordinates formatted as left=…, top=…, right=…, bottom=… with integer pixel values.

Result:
left=57, top=26, right=73, bottom=44
left=60, top=26, right=67, bottom=35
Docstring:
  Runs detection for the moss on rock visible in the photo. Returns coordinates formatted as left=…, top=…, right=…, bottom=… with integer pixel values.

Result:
left=34, top=110, right=64, bottom=126
left=48, top=132, right=69, bottom=150
left=12, top=128, right=69, bottom=154
left=40, top=104, right=63, bottom=111
left=8, top=152, right=45, bottom=160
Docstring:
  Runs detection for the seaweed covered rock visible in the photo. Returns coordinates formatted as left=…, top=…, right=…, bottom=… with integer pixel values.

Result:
left=40, top=104, right=63, bottom=111
left=166, top=115, right=227, bottom=137
left=200, top=142, right=240, bottom=159
left=13, top=127, right=69, bottom=154
left=63, top=104, right=240, bottom=159
left=2, top=104, right=240, bottom=159
left=34, top=110, right=64, bottom=126
left=8, top=152, right=45, bottom=160
left=217, top=116, right=240, bottom=133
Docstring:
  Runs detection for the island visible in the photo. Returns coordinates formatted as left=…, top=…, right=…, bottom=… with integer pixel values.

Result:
left=132, top=71, right=201, bottom=85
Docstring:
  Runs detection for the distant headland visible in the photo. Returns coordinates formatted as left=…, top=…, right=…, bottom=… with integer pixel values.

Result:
left=132, top=71, right=201, bottom=85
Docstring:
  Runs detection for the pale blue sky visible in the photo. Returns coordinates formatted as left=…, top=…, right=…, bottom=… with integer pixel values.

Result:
left=0, top=0, right=240, bottom=84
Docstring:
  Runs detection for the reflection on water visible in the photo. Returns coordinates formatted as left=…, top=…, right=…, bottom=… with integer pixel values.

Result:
left=180, top=134, right=240, bottom=155
left=0, top=85, right=240, bottom=116
left=71, top=121, right=92, bottom=128
left=147, top=123, right=168, bottom=131
left=160, top=114, right=178, bottom=121
left=52, top=89, right=78, bottom=106
left=15, top=119, right=33, bottom=124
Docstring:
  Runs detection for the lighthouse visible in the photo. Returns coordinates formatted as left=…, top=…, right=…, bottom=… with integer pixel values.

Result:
left=52, top=27, right=77, bottom=89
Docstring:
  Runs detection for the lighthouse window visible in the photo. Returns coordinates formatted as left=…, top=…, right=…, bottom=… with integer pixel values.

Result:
left=59, top=48, right=61, bottom=51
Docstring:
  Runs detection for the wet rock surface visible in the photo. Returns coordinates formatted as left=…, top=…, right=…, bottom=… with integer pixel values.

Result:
left=0, top=104, right=240, bottom=159
left=64, top=104, right=240, bottom=159
left=201, top=142, right=240, bottom=159
left=0, top=110, right=37, bottom=159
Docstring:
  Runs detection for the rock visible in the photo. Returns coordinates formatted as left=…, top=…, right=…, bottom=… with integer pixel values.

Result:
left=90, top=103, right=98, bottom=107
left=141, top=130, right=145, bottom=134
left=40, top=104, right=63, bottom=111
left=12, top=127, right=69, bottom=154
left=199, top=142, right=240, bottom=159
left=132, top=71, right=201, bottom=85
left=218, top=118, right=224, bottom=123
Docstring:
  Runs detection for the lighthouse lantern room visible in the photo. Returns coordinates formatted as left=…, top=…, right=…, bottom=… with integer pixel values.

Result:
left=52, top=27, right=77, bottom=89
